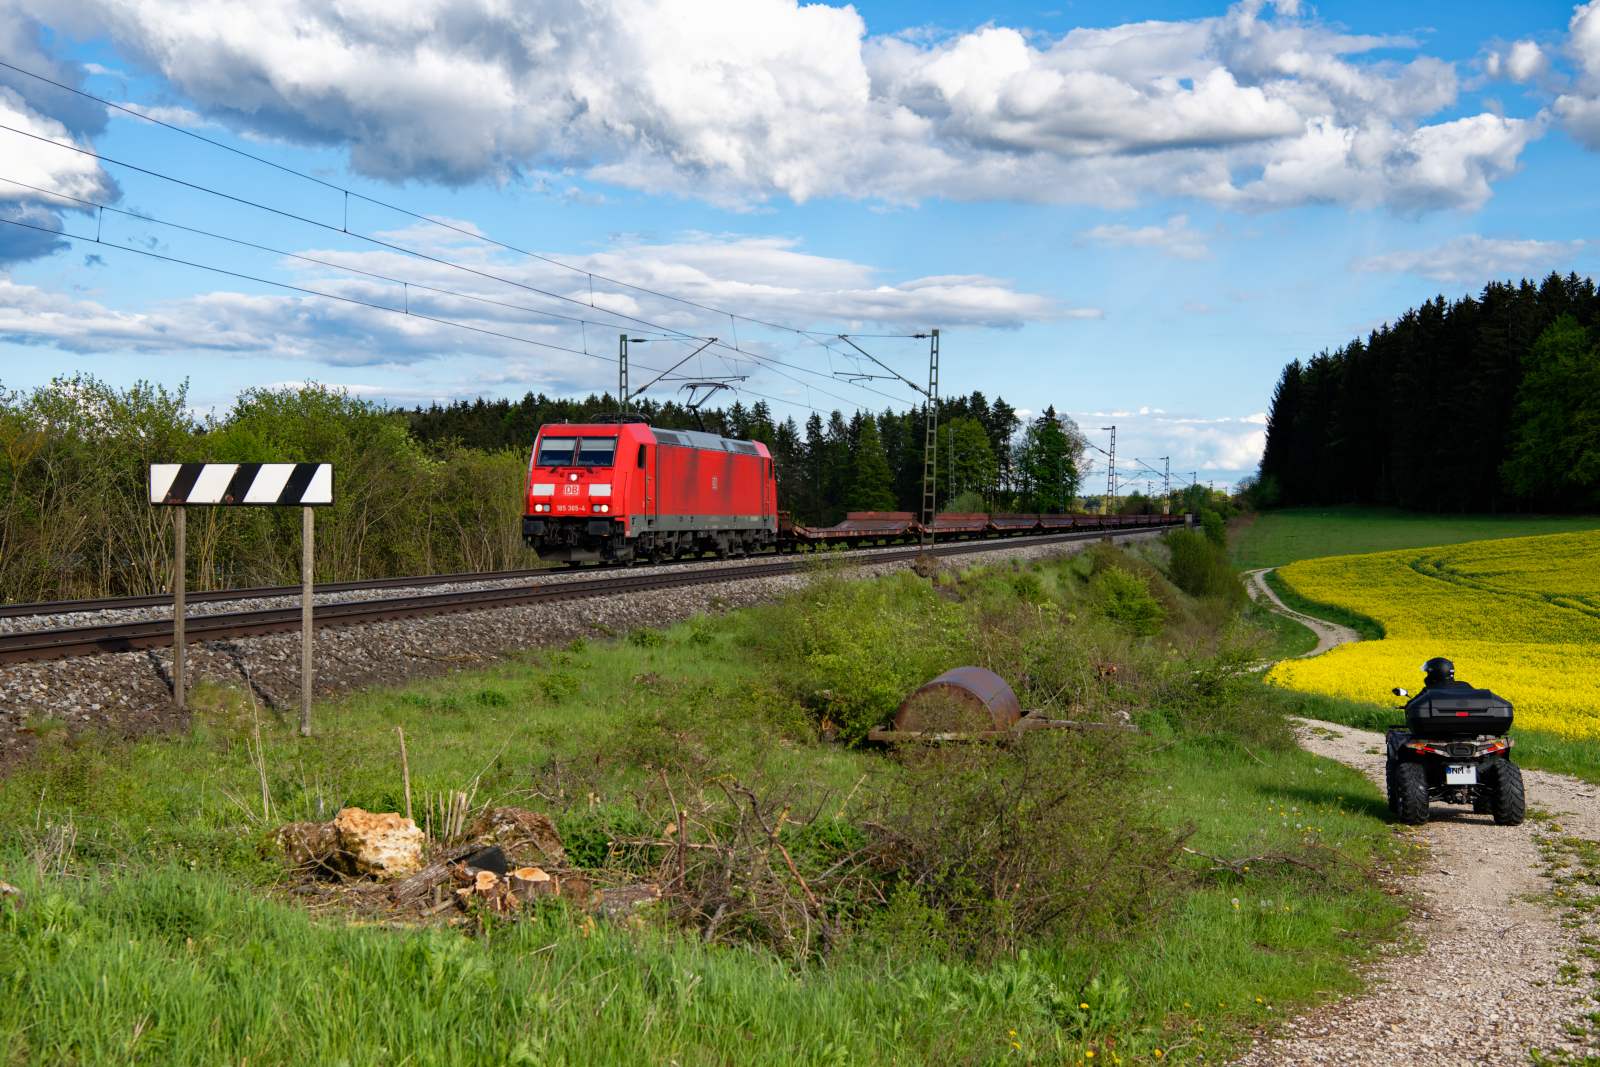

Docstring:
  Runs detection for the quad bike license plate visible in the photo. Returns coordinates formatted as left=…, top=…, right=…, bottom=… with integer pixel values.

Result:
left=1446, top=764, right=1478, bottom=785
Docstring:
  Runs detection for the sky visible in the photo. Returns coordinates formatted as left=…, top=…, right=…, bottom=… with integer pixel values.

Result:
left=1, top=0, right=1598, bottom=490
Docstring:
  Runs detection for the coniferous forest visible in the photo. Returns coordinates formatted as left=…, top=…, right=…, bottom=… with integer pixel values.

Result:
left=1257, top=272, right=1600, bottom=512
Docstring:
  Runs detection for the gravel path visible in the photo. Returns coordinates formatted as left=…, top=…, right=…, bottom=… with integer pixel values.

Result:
left=0, top=532, right=1164, bottom=765
left=1243, top=568, right=1361, bottom=657
left=1232, top=718, right=1600, bottom=1066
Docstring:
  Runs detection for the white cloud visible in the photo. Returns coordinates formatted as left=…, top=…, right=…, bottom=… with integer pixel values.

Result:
left=1071, top=407, right=1266, bottom=475
left=1485, top=40, right=1550, bottom=83
left=1351, top=234, right=1588, bottom=283
left=0, top=10, right=120, bottom=262
left=36, top=0, right=1537, bottom=211
left=0, top=230, right=1071, bottom=380
left=119, top=101, right=212, bottom=128
left=1078, top=214, right=1213, bottom=259
left=1557, top=2, right=1600, bottom=149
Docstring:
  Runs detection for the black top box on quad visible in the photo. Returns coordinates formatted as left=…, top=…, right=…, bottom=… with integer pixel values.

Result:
left=1384, top=658, right=1524, bottom=827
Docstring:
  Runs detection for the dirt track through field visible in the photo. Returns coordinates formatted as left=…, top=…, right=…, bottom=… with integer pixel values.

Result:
left=1242, top=568, right=1361, bottom=658
left=1231, top=719, right=1600, bottom=1066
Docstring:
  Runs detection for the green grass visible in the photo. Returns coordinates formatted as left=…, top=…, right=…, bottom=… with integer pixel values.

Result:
left=0, top=551, right=1411, bottom=1065
left=1233, top=506, right=1600, bottom=569
left=1254, top=602, right=1321, bottom=658
left=1261, top=570, right=1384, bottom=643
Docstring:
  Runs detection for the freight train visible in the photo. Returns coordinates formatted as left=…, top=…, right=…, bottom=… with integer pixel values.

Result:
left=520, top=417, right=1185, bottom=565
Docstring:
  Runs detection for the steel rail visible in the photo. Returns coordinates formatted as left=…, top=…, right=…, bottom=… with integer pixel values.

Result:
left=0, top=519, right=1182, bottom=620
left=0, top=527, right=1165, bottom=664
left=0, top=567, right=557, bottom=619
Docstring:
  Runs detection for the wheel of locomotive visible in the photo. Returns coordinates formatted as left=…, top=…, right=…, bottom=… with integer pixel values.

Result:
left=1394, top=762, right=1431, bottom=825
left=1384, top=759, right=1399, bottom=814
left=1488, top=760, right=1526, bottom=826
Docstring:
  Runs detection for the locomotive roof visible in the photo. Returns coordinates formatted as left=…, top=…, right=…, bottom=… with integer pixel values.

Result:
left=538, top=423, right=766, bottom=456
left=648, top=428, right=765, bottom=455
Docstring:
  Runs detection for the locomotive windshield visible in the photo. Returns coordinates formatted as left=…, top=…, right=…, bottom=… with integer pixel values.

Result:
left=536, top=437, right=576, bottom=466
left=535, top=435, right=617, bottom=467
left=577, top=437, right=617, bottom=467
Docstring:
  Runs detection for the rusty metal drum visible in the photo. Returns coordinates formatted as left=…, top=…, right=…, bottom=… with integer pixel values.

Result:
left=893, top=666, right=1023, bottom=735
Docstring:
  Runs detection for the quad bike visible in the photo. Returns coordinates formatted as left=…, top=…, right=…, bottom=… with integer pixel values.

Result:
left=1384, top=684, right=1524, bottom=827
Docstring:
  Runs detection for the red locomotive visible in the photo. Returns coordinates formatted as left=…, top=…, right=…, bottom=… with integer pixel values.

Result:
left=522, top=417, right=777, bottom=564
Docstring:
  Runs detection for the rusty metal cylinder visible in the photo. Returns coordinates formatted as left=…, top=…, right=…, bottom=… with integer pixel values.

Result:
left=893, top=666, right=1023, bottom=735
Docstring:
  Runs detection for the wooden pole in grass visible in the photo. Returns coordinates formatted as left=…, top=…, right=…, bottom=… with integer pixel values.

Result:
left=301, top=505, right=314, bottom=737
left=397, top=726, right=413, bottom=821
left=172, top=508, right=185, bottom=710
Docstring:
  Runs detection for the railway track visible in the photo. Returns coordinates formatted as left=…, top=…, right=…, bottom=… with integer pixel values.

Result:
left=0, top=528, right=1162, bottom=664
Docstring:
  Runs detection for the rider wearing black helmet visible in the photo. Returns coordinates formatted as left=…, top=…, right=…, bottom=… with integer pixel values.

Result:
left=1420, top=657, right=1471, bottom=692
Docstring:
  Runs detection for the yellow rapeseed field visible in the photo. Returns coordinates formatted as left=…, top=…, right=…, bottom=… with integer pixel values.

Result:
left=1266, top=530, right=1600, bottom=737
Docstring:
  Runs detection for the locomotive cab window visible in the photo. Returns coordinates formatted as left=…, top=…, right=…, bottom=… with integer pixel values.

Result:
left=577, top=437, right=617, bottom=467
left=536, top=437, right=576, bottom=466
left=637, top=444, right=647, bottom=469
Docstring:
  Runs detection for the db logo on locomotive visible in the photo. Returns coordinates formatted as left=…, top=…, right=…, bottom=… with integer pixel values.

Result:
left=563, top=484, right=579, bottom=495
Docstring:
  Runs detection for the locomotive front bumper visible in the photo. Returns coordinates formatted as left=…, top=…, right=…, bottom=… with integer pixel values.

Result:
left=523, top=515, right=629, bottom=561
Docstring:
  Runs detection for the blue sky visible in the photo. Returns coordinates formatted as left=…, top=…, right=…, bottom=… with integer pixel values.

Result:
left=2, top=0, right=1598, bottom=488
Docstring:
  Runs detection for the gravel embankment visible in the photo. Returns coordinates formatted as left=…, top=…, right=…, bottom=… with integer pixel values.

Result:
left=1232, top=719, right=1600, bottom=1066
left=0, top=532, right=1163, bottom=764
left=0, top=540, right=999, bottom=634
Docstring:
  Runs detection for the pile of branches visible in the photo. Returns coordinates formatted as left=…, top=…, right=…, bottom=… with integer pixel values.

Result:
left=604, top=772, right=882, bottom=958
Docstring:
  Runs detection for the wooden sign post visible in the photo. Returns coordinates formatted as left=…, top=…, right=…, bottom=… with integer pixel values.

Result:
left=150, top=463, right=335, bottom=735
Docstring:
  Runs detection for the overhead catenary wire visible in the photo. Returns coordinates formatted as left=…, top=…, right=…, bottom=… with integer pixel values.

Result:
left=0, top=58, right=924, bottom=347
left=0, top=125, right=908, bottom=412
left=0, top=215, right=830, bottom=419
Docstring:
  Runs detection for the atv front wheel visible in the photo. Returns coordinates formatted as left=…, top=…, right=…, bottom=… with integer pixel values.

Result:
left=1395, top=762, right=1430, bottom=825
left=1488, top=760, right=1526, bottom=826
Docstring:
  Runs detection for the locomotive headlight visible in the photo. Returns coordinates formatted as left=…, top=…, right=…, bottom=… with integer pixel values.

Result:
left=601, top=504, right=610, bottom=513
left=568, top=472, right=579, bottom=482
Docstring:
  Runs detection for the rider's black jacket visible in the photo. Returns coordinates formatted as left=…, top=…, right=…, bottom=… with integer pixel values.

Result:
left=1421, top=680, right=1473, bottom=695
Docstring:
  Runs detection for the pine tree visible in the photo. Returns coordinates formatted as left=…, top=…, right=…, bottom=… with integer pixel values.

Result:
left=846, top=415, right=897, bottom=512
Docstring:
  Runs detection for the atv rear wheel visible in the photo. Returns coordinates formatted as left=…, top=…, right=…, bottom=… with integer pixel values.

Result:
left=1395, top=762, right=1430, bottom=825
left=1489, top=760, right=1526, bottom=826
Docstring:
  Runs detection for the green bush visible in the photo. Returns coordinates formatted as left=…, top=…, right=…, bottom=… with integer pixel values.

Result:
left=1201, top=509, right=1227, bottom=550
left=1166, top=529, right=1246, bottom=606
left=1089, top=568, right=1165, bottom=636
left=873, top=731, right=1182, bottom=958
left=777, top=572, right=969, bottom=743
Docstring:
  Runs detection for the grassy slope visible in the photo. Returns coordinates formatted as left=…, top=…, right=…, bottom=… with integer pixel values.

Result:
left=1236, top=508, right=1600, bottom=784
left=0, top=555, right=1407, bottom=1066
left=1233, top=506, right=1600, bottom=570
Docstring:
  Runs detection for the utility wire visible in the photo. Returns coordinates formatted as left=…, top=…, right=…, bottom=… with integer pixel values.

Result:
left=0, top=215, right=830, bottom=419
left=0, top=57, right=923, bottom=345
left=0, top=124, right=903, bottom=411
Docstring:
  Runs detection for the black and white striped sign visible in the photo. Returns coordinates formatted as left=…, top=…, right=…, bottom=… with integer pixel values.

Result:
left=150, top=463, right=335, bottom=506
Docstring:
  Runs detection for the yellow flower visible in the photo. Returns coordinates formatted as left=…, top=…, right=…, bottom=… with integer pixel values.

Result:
left=1081, top=1003, right=1090, bottom=1009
